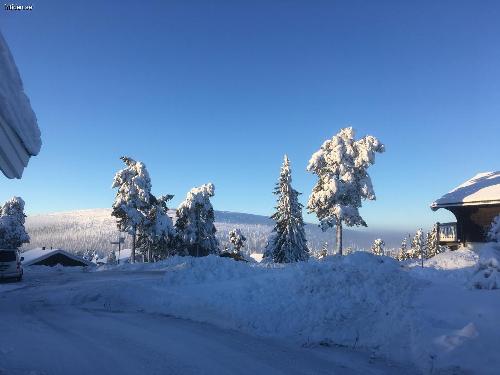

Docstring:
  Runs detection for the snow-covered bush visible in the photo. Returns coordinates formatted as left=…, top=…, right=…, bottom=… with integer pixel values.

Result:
left=0, top=196, right=29, bottom=249
left=470, top=245, right=500, bottom=289
left=107, top=250, right=117, bottom=265
left=426, top=224, right=441, bottom=258
left=264, top=155, right=309, bottom=263
left=487, top=214, right=500, bottom=242
left=175, top=183, right=219, bottom=256
left=371, top=238, right=385, bottom=256
left=307, top=127, right=384, bottom=255
left=396, top=236, right=409, bottom=261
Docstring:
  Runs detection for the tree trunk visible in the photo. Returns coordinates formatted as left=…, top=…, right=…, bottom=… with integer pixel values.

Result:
left=131, top=227, right=136, bottom=264
left=336, top=221, right=343, bottom=256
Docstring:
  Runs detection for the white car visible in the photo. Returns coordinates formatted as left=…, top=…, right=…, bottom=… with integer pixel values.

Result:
left=0, top=249, right=24, bottom=281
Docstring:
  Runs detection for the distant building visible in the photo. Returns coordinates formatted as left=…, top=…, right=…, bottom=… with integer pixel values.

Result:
left=22, top=248, right=93, bottom=267
left=431, top=171, right=500, bottom=249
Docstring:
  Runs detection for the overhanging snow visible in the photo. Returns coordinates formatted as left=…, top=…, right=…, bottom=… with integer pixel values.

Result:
left=431, top=171, right=500, bottom=210
left=0, top=31, right=42, bottom=179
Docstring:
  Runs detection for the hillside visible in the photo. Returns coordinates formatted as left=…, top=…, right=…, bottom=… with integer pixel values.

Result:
left=23, top=208, right=405, bottom=256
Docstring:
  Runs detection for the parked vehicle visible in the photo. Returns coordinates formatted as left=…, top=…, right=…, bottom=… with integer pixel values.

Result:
left=0, top=249, right=24, bottom=281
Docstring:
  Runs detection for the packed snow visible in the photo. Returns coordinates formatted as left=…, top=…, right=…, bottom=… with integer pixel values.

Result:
left=0, top=31, right=41, bottom=179
left=3, top=243, right=500, bottom=374
left=431, top=171, right=500, bottom=208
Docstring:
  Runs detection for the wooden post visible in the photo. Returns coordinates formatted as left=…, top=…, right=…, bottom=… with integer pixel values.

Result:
left=336, top=221, right=343, bottom=256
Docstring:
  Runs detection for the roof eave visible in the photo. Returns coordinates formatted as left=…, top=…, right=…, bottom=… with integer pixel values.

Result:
left=431, top=199, right=500, bottom=211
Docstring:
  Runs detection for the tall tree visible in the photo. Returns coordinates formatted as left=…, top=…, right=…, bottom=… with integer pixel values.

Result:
left=265, top=155, right=309, bottom=263
left=307, top=127, right=384, bottom=255
left=175, top=183, right=219, bottom=256
left=137, top=194, right=175, bottom=261
left=111, top=156, right=152, bottom=263
left=0, top=196, right=29, bottom=249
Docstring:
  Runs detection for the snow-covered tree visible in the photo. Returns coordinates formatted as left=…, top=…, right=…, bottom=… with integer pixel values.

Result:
left=409, top=229, right=425, bottom=260
left=137, top=194, right=176, bottom=262
left=229, top=228, right=246, bottom=254
left=265, top=155, right=309, bottom=263
left=396, top=236, right=409, bottom=261
left=307, top=127, right=385, bottom=255
left=111, top=156, right=152, bottom=263
left=371, top=238, right=385, bottom=256
left=426, top=224, right=441, bottom=258
left=487, top=214, right=500, bottom=242
left=0, top=196, right=29, bottom=249
left=107, top=250, right=117, bottom=265
left=175, top=183, right=219, bottom=257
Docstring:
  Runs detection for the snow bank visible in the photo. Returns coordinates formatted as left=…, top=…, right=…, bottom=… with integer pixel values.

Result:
left=469, top=243, right=500, bottom=290
left=98, top=254, right=419, bottom=362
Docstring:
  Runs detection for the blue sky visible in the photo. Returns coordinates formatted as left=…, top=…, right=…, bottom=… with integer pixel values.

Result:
left=1, top=0, right=499, bottom=231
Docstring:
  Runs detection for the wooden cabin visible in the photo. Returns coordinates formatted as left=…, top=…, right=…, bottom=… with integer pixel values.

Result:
left=431, top=171, right=500, bottom=249
left=22, top=248, right=93, bottom=267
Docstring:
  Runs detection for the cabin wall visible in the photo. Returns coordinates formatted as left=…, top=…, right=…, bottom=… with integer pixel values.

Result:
left=447, top=205, right=500, bottom=243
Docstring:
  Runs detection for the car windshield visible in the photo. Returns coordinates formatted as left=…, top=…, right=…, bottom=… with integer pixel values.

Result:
left=0, top=251, right=16, bottom=262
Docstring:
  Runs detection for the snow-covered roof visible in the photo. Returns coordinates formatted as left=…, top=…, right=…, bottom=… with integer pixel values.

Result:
left=431, top=171, right=500, bottom=210
left=21, top=248, right=93, bottom=267
left=0, top=31, right=42, bottom=179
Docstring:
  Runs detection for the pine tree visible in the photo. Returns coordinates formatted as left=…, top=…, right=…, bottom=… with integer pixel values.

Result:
left=426, top=224, right=441, bottom=258
left=265, top=155, right=309, bottom=263
left=409, top=229, right=425, bottom=260
left=487, top=214, right=500, bottom=242
left=319, top=242, right=328, bottom=258
left=0, top=196, right=29, bottom=249
left=396, top=236, right=408, bottom=261
left=137, top=194, right=175, bottom=262
left=229, top=228, right=246, bottom=255
left=111, top=156, right=152, bottom=263
left=307, top=127, right=384, bottom=255
left=107, top=250, right=117, bottom=265
left=175, top=183, right=219, bottom=257
left=371, top=238, right=385, bottom=256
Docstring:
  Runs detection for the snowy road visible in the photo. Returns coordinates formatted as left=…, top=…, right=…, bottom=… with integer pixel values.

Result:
left=0, top=270, right=416, bottom=375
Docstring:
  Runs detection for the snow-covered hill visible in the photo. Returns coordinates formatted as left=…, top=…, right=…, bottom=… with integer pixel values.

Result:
left=23, top=208, right=405, bottom=256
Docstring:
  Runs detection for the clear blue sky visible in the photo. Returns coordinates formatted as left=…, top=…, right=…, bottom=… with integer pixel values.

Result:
left=1, top=0, right=499, bottom=231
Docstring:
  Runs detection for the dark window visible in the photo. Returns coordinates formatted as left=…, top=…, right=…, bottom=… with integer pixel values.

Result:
left=0, top=251, right=16, bottom=262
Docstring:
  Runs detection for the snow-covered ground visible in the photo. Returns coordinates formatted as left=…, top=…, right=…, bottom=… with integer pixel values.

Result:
left=2, top=243, right=500, bottom=374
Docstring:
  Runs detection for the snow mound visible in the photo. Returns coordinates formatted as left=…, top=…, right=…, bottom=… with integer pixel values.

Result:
left=424, top=248, right=479, bottom=270
left=469, top=243, right=500, bottom=290
left=158, top=253, right=418, bottom=361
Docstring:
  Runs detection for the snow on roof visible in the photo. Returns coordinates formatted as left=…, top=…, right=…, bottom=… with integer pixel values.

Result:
left=0, top=31, right=42, bottom=179
left=431, top=171, right=500, bottom=209
left=21, top=248, right=93, bottom=267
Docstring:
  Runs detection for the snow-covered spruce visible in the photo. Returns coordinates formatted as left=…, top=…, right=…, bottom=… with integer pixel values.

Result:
left=137, top=194, right=176, bottom=262
left=307, top=127, right=384, bottom=255
left=111, top=156, right=152, bottom=263
left=175, top=183, right=219, bottom=256
left=426, top=224, right=441, bottom=258
left=0, top=196, right=29, bottom=249
left=371, top=238, right=385, bottom=256
left=264, top=155, right=309, bottom=263
left=228, top=228, right=246, bottom=254
left=396, top=236, right=409, bottom=261
left=409, top=228, right=426, bottom=260
left=487, top=214, right=500, bottom=242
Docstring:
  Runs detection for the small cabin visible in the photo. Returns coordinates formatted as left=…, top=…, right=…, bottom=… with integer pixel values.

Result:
left=22, top=248, right=93, bottom=267
left=431, top=171, right=500, bottom=249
